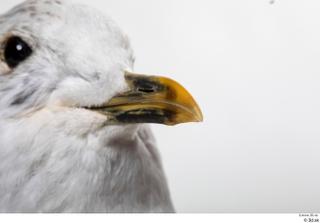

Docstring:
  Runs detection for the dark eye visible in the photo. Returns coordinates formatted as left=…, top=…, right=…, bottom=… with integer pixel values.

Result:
left=4, top=37, right=32, bottom=68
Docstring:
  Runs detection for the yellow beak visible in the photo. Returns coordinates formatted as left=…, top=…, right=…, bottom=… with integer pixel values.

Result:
left=88, top=72, right=203, bottom=126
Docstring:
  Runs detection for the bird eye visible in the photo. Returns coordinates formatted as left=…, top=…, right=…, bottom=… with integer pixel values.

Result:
left=4, top=37, right=32, bottom=68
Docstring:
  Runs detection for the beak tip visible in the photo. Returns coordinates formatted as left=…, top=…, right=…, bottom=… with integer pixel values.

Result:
left=197, top=117, right=204, bottom=123
left=195, top=108, right=204, bottom=123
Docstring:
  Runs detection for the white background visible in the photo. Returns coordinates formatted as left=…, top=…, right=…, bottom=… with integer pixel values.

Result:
left=2, top=0, right=320, bottom=213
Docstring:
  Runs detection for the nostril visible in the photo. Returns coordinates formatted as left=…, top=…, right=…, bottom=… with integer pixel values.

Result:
left=138, top=88, right=155, bottom=93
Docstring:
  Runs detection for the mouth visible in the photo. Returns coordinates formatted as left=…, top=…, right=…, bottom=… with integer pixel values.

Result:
left=87, top=72, right=203, bottom=126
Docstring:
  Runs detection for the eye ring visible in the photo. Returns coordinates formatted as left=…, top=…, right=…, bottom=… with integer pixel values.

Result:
left=2, top=36, right=32, bottom=69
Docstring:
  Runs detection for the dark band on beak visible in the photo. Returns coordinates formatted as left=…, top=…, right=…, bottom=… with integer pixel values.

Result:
left=94, top=105, right=175, bottom=125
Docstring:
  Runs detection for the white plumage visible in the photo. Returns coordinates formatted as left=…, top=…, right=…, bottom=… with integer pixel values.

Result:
left=0, top=0, right=202, bottom=213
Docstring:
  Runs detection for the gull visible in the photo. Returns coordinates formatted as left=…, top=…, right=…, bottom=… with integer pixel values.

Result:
left=0, top=0, right=203, bottom=213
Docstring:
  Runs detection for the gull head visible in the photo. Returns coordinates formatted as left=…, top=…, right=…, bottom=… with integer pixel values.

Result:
left=0, top=0, right=204, bottom=213
left=0, top=0, right=202, bottom=139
